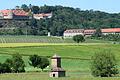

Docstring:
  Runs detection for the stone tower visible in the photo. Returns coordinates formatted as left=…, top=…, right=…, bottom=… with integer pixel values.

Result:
left=49, top=54, right=66, bottom=77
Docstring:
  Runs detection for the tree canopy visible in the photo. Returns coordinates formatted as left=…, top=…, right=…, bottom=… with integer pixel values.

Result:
left=91, top=51, right=119, bottom=77
left=73, top=35, right=85, bottom=43
left=0, top=5, right=120, bottom=36
left=29, top=55, right=49, bottom=71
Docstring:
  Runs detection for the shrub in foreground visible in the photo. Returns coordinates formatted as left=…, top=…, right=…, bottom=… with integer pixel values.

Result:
left=0, top=53, right=25, bottom=73
left=91, top=51, right=119, bottom=77
left=29, top=55, right=49, bottom=71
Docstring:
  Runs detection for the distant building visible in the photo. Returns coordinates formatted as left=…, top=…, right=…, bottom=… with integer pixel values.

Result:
left=0, top=9, right=29, bottom=19
left=50, top=54, right=66, bottom=78
left=84, top=29, right=96, bottom=36
left=101, top=28, right=120, bottom=35
left=33, top=13, right=52, bottom=20
left=63, top=29, right=84, bottom=37
left=0, top=9, right=52, bottom=20
left=64, top=28, right=120, bottom=37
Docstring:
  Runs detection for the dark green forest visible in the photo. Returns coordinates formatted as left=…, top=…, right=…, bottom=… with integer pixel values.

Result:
left=0, top=5, right=120, bottom=36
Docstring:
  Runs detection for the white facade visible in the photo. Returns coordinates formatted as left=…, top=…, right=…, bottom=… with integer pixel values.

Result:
left=64, top=29, right=84, bottom=37
left=33, top=13, right=52, bottom=20
left=64, top=28, right=120, bottom=38
left=64, top=32, right=84, bottom=37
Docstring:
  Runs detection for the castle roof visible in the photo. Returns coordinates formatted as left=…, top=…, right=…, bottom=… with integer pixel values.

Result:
left=0, top=9, right=28, bottom=16
left=64, top=29, right=84, bottom=33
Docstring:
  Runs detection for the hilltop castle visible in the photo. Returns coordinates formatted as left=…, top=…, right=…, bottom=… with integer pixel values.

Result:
left=0, top=8, right=52, bottom=20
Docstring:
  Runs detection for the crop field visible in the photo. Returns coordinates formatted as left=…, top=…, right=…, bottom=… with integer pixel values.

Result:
left=0, top=35, right=112, bottom=43
left=0, top=37, right=119, bottom=80
left=0, top=43, right=120, bottom=80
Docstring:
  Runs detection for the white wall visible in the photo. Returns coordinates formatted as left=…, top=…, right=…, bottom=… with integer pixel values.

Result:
left=64, top=32, right=84, bottom=37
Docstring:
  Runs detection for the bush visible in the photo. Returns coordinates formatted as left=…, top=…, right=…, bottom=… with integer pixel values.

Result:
left=73, top=35, right=85, bottom=43
left=91, top=51, right=119, bottom=77
left=39, top=57, right=49, bottom=71
left=102, top=34, right=120, bottom=41
left=29, top=55, right=49, bottom=71
left=0, top=53, right=25, bottom=74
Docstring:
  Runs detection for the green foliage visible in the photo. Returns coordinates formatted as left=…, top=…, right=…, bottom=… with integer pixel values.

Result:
left=73, top=35, right=85, bottom=43
left=91, top=51, right=119, bottom=77
left=11, top=53, right=25, bottom=73
left=102, top=34, right=120, bottom=41
left=38, top=57, right=49, bottom=71
left=0, top=5, right=120, bottom=36
left=92, top=28, right=102, bottom=38
left=21, top=4, right=30, bottom=12
left=0, top=62, right=11, bottom=73
left=0, top=53, right=25, bottom=73
left=29, top=55, right=49, bottom=71
left=31, top=6, right=40, bottom=14
left=29, top=55, right=41, bottom=68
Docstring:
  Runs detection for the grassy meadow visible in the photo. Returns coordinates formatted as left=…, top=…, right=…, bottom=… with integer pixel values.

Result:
left=0, top=36, right=120, bottom=80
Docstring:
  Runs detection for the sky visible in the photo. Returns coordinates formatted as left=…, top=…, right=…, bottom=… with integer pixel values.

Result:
left=0, top=0, right=120, bottom=13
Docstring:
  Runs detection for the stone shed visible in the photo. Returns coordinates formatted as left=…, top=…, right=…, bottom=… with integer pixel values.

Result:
left=49, top=54, right=66, bottom=77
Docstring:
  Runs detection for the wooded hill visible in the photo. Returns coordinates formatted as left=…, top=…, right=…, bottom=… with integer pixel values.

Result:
left=0, top=5, right=120, bottom=36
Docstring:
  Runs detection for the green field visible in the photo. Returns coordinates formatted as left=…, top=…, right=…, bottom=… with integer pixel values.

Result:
left=0, top=43, right=120, bottom=79
left=0, top=36, right=119, bottom=80
left=0, top=35, right=113, bottom=43
left=1, top=72, right=120, bottom=80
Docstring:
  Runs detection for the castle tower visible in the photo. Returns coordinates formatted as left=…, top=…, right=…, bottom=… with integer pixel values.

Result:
left=50, top=54, right=66, bottom=77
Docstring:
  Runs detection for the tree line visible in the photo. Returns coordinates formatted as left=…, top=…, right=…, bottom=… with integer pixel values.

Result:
left=0, top=53, right=49, bottom=73
left=0, top=4, right=120, bottom=36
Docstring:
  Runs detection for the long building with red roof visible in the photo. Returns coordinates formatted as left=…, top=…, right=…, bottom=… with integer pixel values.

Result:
left=64, top=28, right=120, bottom=37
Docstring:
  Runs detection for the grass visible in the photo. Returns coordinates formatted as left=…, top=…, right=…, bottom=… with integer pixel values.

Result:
left=0, top=36, right=119, bottom=80
left=0, top=44, right=120, bottom=72
left=0, top=44, right=119, bottom=58
left=0, top=72, right=120, bottom=80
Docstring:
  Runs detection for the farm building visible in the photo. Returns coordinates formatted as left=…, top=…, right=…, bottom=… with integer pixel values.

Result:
left=64, top=28, right=120, bottom=37
left=63, top=29, right=84, bottom=37
left=33, top=13, right=52, bottom=20
left=84, top=29, right=96, bottom=36
left=101, top=28, right=120, bottom=35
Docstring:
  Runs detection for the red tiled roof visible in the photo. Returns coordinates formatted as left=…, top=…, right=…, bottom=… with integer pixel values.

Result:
left=0, top=10, right=11, bottom=16
left=101, top=28, right=120, bottom=33
left=64, top=28, right=120, bottom=34
left=64, top=29, right=84, bottom=33
left=12, top=9, right=28, bottom=16
left=0, top=9, right=28, bottom=16
left=84, top=29, right=96, bottom=35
